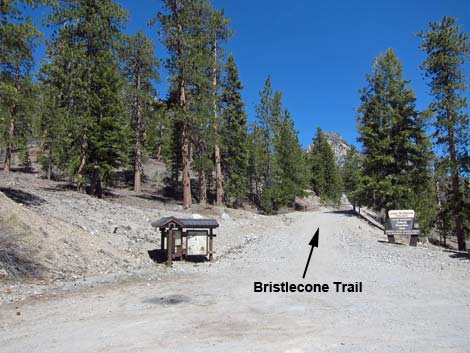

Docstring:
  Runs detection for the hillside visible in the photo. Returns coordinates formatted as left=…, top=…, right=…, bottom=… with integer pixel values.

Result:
left=0, top=170, right=287, bottom=301
left=325, top=132, right=352, bottom=167
left=1, top=196, right=469, bottom=352
left=306, top=131, right=352, bottom=167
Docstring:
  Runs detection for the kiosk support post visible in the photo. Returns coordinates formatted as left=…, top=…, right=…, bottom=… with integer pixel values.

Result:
left=167, top=226, right=173, bottom=267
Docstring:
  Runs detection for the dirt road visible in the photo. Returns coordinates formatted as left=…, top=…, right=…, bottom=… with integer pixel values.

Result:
left=1, top=210, right=469, bottom=352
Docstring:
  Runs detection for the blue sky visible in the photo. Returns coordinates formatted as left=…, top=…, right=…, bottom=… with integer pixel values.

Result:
left=28, top=0, right=470, bottom=148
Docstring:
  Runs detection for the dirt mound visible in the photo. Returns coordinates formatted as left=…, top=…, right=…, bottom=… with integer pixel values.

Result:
left=0, top=191, right=126, bottom=282
left=294, top=190, right=321, bottom=211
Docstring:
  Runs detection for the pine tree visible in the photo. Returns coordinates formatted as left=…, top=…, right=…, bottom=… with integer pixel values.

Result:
left=39, top=22, right=88, bottom=180
left=419, top=17, right=470, bottom=250
left=308, top=128, right=342, bottom=204
left=247, top=123, right=265, bottom=204
left=271, top=110, right=307, bottom=208
left=145, top=100, right=173, bottom=163
left=209, top=9, right=231, bottom=207
left=255, top=76, right=275, bottom=188
left=153, top=0, right=220, bottom=208
left=1, top=0, right=41, bottom=172
left=341, top=146, right=362, bottom=210
left=357, top=48, right=435, bottom=227
left=249, top=77, right=306, bottom=212
left=121, top=31, right=160, bottom=193
left=42, top=0, right=130, bottom=197
left=220, top=54, right=248, bottom=207
left=253, top=76, right=284, bottom=212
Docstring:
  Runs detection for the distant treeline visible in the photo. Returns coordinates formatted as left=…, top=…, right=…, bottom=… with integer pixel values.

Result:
left=0, top=2, right=469, bottom=248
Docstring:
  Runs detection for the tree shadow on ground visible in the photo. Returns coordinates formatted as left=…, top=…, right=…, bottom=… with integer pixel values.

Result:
left=135, top=193, right=172, bottom=204
left=377, top=239, right=407, bottom=246
left=443, top=249, right=470, bottom=261
left=325, top=209, right=356, bottom=216
left=40, top=183, right=77, bottom=192
left=0, top=237, right=46, bottom=281
left=40, top=184, right=122, bottom=201
left=0, top=187, right=46, bottom=206
left=147, top=249, right=209, bottom=264
left=10, top=166, right=35, bottom=174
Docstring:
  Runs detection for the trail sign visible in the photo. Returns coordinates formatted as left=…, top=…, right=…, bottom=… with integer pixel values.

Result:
left=385, top=210, right=420, bottom=246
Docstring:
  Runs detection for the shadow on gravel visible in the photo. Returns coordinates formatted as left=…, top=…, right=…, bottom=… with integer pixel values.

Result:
left=325, top=209, right=356, bottom=216
left=41, top=184, right=122, bottom=200
left=148, top=249, right=209, bottom=263
left=377, top=240, right=406, bottom=246
left=444, top=249, right=470, bottom=261
left=40, top=184, right=77, bottom=192
left=0, top=237, right=45, bottom=280
left=136, top=193, right=171, bottom=203
left=0, top=188, right=46, bottom=206
left=144, top=294, right=191, bottom=306
left=9, top=166, right=35, bottom=174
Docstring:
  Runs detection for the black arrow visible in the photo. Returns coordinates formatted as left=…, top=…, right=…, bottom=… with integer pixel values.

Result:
left=302, top=227, right=319, bottom=279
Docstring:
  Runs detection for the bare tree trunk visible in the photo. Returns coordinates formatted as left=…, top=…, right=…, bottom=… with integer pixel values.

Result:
left=47, top=158, right=52, bottom=181
left=179, top=65, right=191, bottom=208
left=156, top=144, right=162, bottom=161
left=215, top=144, right=223, bottom=206
left=173, top=1, right=192, bottom=208
left=3, top=114, right=15, bottom=173
left=134, top=70, right=142, bottom=193
left=197, top=141, right=207, bottom=206
left=90, top=166, right=102, bottom=198
left=182, top=127, right=191, bottom=208
left=436, top=179, right=442, bottom=245
left=3, top=67, right=20, bottom=173
left=199, top=170, right=207, bottom=206
left=38, top=129, right=47, bottom=163
left=452, top=172, right=465, bottom=250
left=212, top=39, right=223, bottom=206
left=448, top=122, right=466, bottom=251
left=77, top=134, right=87, bottom=192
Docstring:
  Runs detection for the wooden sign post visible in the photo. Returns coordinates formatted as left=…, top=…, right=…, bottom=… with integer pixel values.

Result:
left=385, top=210, right=420, bottom=246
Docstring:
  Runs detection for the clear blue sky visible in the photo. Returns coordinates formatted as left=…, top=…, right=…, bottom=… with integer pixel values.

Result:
left=29, top=0, right=470, bottom=148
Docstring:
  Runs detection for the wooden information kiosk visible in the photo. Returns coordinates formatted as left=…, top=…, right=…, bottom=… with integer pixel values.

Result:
left=151, top=216, right=219, bottom=266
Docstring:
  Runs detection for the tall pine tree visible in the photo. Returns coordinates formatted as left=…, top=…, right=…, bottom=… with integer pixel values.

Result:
left=209, top=9, right=231, bottom=207
left=341, top=146, right=362, bottom=210
left=42, top=0, right=130, bottom=197
left=249, top=77, right=306, bottom=213
left=308, top=127, right=342, bottom=204
left=220, top=53, right=248, bottom=207
left=357, top=48, right=435, bottom=229
left=121, top=31, right=160, bottom=193
left=1, top=0, right=42, bottom=172
left=419, top=17, right=470, bottom=250
left=153, top=0, right=221, bottom=208
left=271, top=110, right=307, bottom=208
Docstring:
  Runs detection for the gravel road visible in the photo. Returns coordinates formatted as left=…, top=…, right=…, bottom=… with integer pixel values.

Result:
left=1, top=210, right=469, bottom=353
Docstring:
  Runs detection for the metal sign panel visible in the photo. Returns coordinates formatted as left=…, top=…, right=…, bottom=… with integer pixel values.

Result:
left=389, top=210, right=415, bottom=219
left=388, top=209, right=415, bottom=231
left=390, top=218, right=414, bottom=231
left=187, top=230, right=208, bottom=255
left=173, top=230, right=182, bottom=247
left=385, top=229, right=420, bottom=235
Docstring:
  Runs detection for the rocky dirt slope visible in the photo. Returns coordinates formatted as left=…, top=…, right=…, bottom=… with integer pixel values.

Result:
left=0, top=171, right=287, bottom=303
